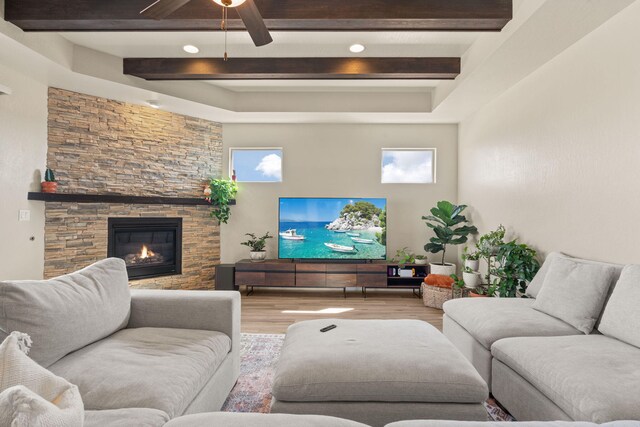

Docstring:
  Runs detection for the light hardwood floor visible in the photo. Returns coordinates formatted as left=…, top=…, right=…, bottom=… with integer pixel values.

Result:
left=240, top=287, right=444, bottom=334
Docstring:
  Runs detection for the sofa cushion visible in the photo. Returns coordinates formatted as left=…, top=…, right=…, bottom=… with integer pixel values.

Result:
left=526, top=253, right=623, bottom=300
left=599, top=265, right=640, bottom=348
left=443, top=298, right=581, bottom=350
left=165, top=412, right=370, bottom=427
left=49, top=327, right=231, bottom=418
left=525, top=252, right=564, bottom=298
left=84, top=408, right=169, bottom=427
left=492, top=335, right=640, bottom=423
left=532, top=257, right=619, bottom=334
left=272, top=319, right=488, bottom=403
left=0, top=258, right=131, bottom=368
left=386, top=421, right=599, bottom=427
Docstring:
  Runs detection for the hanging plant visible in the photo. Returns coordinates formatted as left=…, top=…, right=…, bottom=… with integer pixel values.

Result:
left=208, top=178, right=238, bottom=224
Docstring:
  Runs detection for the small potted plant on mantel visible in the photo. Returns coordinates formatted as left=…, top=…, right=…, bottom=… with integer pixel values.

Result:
left=241, top=232, right=273, bottom=263
left=423, top=201, right=478, bottom=276
left=41, top=167, right=58, bottom=193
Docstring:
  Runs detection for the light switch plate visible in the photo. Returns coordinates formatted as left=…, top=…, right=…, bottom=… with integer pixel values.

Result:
left=19, top=210, right=31, bottom=221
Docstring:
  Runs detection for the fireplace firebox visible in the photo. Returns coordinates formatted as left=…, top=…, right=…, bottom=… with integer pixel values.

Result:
left=108, top=218, right=182, bottom=280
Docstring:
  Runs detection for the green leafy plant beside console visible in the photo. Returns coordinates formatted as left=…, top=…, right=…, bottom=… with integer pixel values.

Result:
left=208, top=178, right=238, bottom=224
left=241, top=232, right=273, bottom=252
left=492, top=241, right=540, bottom=297
left=423, top=201, right=478, bottom=266
left=391, top=247, right=415, bottom=265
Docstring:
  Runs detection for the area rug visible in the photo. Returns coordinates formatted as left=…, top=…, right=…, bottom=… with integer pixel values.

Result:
left=222, top=333, right=515, bottom=421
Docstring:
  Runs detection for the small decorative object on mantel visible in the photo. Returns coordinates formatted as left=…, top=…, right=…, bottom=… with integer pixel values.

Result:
left=41, top=167, right=58, bottom=193
left=241, top=232, right=273, bottom=262
left=207, top=178, right=238, bottom=224
left=423, top=200, right=477, bottom=276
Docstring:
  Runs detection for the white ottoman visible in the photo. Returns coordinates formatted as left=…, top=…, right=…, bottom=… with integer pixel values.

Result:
left=271, top=319, right=489, bottom=427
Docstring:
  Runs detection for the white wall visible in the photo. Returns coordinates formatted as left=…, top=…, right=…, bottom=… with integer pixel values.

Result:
left=221, top=124, right=458, bottom=264
left=0, top=63, right=47, bottom=279
left=458, top=1, right=640, bottom=264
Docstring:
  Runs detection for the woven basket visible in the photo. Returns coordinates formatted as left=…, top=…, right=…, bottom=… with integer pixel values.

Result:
left=421, top=283, right=453, bottom=309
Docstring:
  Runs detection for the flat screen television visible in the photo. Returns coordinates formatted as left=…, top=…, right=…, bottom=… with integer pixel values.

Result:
left=278, top=197, right=387, bottom=260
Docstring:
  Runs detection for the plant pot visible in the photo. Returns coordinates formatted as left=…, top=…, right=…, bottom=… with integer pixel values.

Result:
left=429, top=263, right=456, bottom=276
left=463, top=271, right=482, bottom=289
left=41, top=181, right=58, bottom=193
left=464, top=259, right=480, bottom=271
left=414, top=258, right=428, bottom=266
left=469, top=292, right=488, bottom=298
left=249, top=251, right=267, bottom=263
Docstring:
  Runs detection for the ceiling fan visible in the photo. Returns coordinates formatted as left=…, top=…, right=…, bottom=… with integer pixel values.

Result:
left=140, top=0, right=273, bottom=60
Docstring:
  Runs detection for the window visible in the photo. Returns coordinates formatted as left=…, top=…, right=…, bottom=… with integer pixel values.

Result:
left=230, top=148, right=283, bottom=183
left=381, top=149, right=436, bottom=184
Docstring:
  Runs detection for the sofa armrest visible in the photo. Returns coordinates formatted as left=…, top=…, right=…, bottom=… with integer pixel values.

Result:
left=128, top=290, right=241, bottom=350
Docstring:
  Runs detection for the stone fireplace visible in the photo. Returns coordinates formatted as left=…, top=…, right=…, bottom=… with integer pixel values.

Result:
left=44, top=88, right=223, bottom=290
left=108, top=217, right=182, bottom=280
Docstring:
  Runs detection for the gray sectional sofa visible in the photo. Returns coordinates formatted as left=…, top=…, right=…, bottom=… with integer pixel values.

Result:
left=0, top=258, right=241, bottom=425
left=443, top=253, right=640, bottom=424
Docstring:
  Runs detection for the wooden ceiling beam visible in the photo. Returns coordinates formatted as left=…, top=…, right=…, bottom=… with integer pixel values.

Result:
left=5, top=0, right=512, bottom=32
left=123, top=57, right=461, bottom=80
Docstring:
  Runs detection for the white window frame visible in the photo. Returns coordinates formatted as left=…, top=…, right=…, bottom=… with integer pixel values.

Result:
left=380, top=148, right=437, bottom=184
left=229, top=147, right=284, bottom=183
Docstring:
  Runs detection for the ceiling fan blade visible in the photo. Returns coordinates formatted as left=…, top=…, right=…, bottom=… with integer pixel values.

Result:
left=140, top=0, right=192, bottom=20
left=235, top=0, right=273, bottom=47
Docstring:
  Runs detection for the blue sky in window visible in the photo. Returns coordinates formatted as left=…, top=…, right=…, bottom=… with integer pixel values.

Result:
left=382, top=150, right=434, bottom=183
left=232, top=149, right=282, bottom=182
left=280, top=198, right=386, bottom=222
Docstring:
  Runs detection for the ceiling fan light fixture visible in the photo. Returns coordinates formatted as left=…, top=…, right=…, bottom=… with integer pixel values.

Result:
left=212, top=0, right=247, bottom=7
left=350, top=44, right=366, bottom=53
left=183, top=44, right=200, bottom=54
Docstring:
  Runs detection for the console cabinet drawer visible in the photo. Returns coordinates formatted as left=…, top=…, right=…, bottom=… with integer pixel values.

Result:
left=327, top=273, right=357, bottom=288
left=235, top=271, right=265, bottom=286
left=266, top=272, right=296, bottom=287
left=357, top=264, right=388, bottom=287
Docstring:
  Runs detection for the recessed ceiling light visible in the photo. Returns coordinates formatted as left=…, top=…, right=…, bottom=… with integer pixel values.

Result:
left=183, top=45, right=200, bottom=54
left=146, top=100, right=160, bottom=109
left=350, top=44, right=366, bottom=53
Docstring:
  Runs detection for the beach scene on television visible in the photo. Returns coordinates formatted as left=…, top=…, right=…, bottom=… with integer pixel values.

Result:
left=279, top=198, right=387, bottom=260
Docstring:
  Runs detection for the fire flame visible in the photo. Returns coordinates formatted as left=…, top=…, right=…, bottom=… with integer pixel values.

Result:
left=140, top=245, right=155, bottom=259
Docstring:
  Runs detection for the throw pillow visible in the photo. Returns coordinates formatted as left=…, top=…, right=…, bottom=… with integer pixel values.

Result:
left=424, top=274, right=454, bottom=289
left=599, top=265, right=640, bottom=348
left=532, top=257, right=619, bottom=334
left=0, top=258, right=131, bottom=368
left=525, top=252, right=563, bottom=298
left=0, top=332, right=84, bottom=426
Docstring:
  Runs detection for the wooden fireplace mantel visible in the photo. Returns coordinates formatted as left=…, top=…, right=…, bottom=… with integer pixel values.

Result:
left=27, top=192, right=236, bottom=206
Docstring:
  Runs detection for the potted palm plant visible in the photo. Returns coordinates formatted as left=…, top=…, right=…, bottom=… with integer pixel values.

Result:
left=241, top=232, right=273, bottom=262
left=423, top=201, right=477, bottom=276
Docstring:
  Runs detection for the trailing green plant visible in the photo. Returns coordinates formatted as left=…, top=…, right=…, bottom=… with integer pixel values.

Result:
left=44, top=167, right=56, bottom=182
left=476, top=225, right=506, bottom=284
left=392, top=247, right=415, bottom=265
left=461, top=246, right=480, bottom=262
left=476, top=225, right=506, bottom=258
left=449, top=274, right=466, bottom=290
left=474, top=283, right=498, bottom=297
left=241, top=232, right=273, bottom=252
left=423, top=201, right=477, bottom=266
left=492, top=240, right=540, bottom=297
left=208, top=178, right=238, bottom=224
